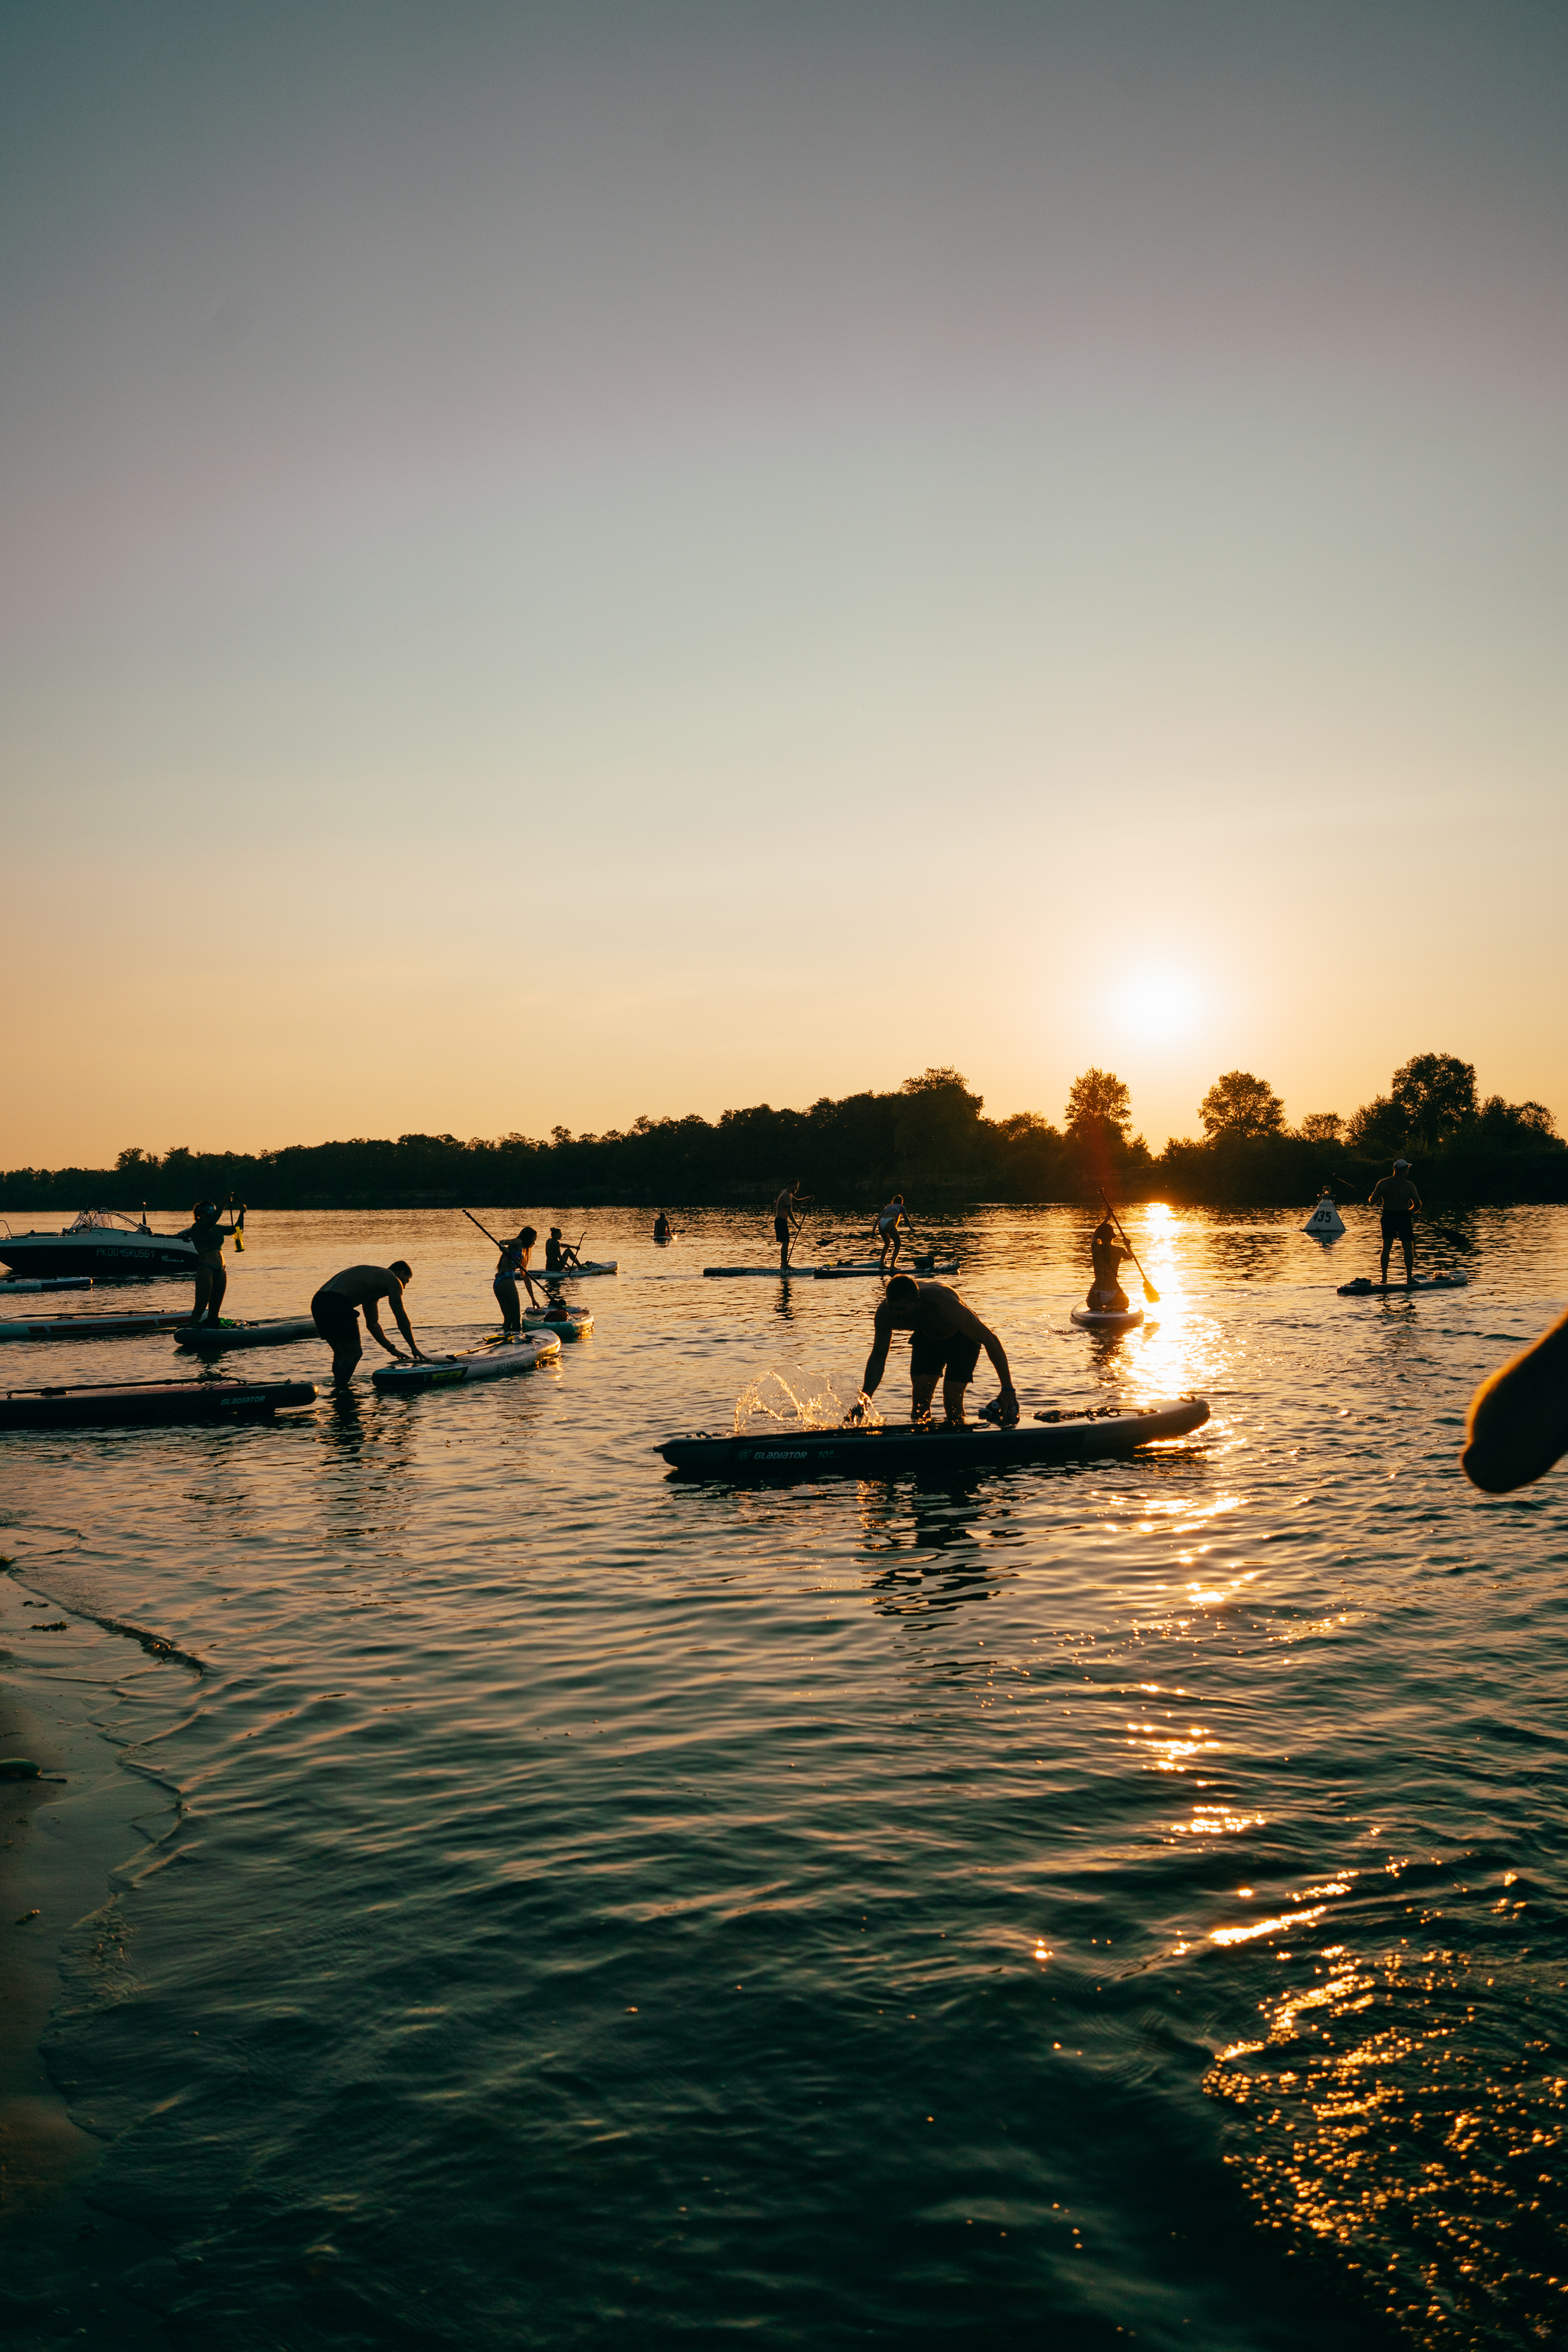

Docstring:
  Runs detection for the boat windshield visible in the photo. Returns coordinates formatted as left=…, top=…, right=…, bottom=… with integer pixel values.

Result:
left=67, top=1208, right=155, bottom=1233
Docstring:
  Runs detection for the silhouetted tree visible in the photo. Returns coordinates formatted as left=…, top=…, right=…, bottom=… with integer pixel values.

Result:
left=1065, top=1069, right=1131, bottom=1142
left=1390, top=1052, right=1477, bottom=1151
left=1298, top=1112, right=1343, bottom=1143
left=1198, top=1071, right=1285, bottom=1141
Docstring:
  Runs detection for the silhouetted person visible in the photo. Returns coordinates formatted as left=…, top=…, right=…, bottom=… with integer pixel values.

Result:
left=1370, top=1158, right=1421, bottom=1287
left=310, top=1262, right=426, bottom=1386
left=774, top=1181, right=804, bottom=1271
left=1462, top=1308, right=1568, bottom=1492
left=872, top=1194, right=914, bottom=1271
left=1086, top=1218, right=1132, bottom=1313
left=544, top=1227, right=581, bottom=1274
left=178, top=1199, right=244, bottom=1328
left=493, top=1227, right=541, bottom=1331
left=851, top=1276, right=1018, bottom=1429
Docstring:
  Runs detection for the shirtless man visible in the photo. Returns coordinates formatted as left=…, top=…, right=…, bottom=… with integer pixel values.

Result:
left=177, top=1198, right=245, bottom=1328
left=1369, top=1158, right=1422, bottom=1288
left=773, top=1181, right=805, bottom=1272
left=309, top=1262, right=427, bottom=1386
left=1086, top=1218, right=1133, bottom=1313
left=872, top=1194, right=913, bottom=1272
left=851, top=1276, right=1018, bottom=1429
left=1462, top=1307, right=1568, bottom=1492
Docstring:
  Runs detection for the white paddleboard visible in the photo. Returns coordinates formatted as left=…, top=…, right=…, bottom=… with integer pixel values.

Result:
left=373, top=1331, right=562, bottom=1390
left=1070, top=1305, right=1145, bottom=1331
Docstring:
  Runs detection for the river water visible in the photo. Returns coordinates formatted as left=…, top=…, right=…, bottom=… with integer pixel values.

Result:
left=2, top=1204, right=1565, bottom=2350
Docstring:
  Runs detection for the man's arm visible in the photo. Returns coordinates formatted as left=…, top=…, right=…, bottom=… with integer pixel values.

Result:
left=387, top=1285, right=427, bottom=1359
left=1367, top=1179, right=1384, bottom=1206
left=977, top=1322, right=1018, bottom=1411
left=1462, top=1308, right=1568, bottom=1492
left=851, top=1312, right=893, bottom=1417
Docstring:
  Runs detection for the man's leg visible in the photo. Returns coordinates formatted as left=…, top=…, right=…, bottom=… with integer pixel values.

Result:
left=1380, top=1227, right=1393, bottom=1284
left=910, top=1372, right=938, bottom=1423
left=332, top=1327, right=362, bottom=1385
left=941, top=1369, right=970, bottom=1426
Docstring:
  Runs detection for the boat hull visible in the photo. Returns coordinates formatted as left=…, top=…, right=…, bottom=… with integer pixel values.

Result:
left=658, top=1396, right=1209, bottom=1480
left=0, top=1233, right=198, bottom=1278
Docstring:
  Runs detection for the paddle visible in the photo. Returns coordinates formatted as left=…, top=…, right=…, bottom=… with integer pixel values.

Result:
left=1099, top=1188, right=1160, bottom=1305
left=461, top=1207, right=505, bottom=1250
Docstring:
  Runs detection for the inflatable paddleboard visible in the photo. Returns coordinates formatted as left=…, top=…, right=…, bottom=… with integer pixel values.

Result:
left=174, top=1317, right=318, bottom=1350
left=373, top=1331, right=561, bottom=1392
left=519, top=1308, right=592, bottom=1338
left=0, top=1276, right=92, bottom=1294
left=0, top=1376, right=316, bottom=1432
left=659, top=1396, right=1208, bottom=1480
left=0, top=1310, right=198, bottom=1344
left=535, top=1260, right=617, bottom=1280
left=1070, top=1305, right=1145, bottom=1331
left=1337, top=1274, right=1469, bottom=1297
left=812, top=1258, right=960, bottom=1280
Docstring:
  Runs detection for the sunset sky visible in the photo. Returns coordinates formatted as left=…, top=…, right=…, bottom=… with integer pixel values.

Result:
left=5, top=1, right=1566, bottom=1165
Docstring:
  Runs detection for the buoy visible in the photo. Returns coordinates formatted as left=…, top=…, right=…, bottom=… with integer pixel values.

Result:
left=1302, top=1191, right=1345, bottom=1238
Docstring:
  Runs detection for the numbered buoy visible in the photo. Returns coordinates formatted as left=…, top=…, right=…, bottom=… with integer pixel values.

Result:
left=1302, top=1191, right=1345, bottom=1238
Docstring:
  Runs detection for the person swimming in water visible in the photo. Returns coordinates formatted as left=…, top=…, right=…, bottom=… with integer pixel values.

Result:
left=1086, top=1218, right=1132, bottom=1313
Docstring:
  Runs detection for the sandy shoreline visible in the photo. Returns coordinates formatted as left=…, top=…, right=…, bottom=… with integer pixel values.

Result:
left=0, top=1560, right=188, bottom=2344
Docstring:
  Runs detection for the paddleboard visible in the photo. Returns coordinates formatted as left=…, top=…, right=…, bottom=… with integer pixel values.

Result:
left=174, top=1317, right=318, bottom=1349
left=535, top=1260, right=618, bottom=1280
left=0, top=1276, right=92, bottom=1294
left=0, top=1376, right=316, bottom=1432
left=1336, top=1274, right=1469, bottom=1297
left=519, top=1308, right=592, bottom=1338
left=658, top=1396, right=1209, bottom=1480
left=1070, top=1305, right=1145, bottom=1331
left=0, top=1310, right=199, bottom=1344
left=812, top=1258, right=960, bottom=1280
left=373, top=1331, right=561, bottom=1392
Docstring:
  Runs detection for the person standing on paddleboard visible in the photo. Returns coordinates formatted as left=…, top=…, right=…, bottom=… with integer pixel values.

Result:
left=493, top=1227, right=541, bottom=1333
left=872, top=1194, right=914, bottom=1272
left=1086, top=1219, right=1134, bottom=1314
left=311, top=1263, right=427, bottom=1387
left=850, top=1276, right=1018, bottom=1429
left=177, top=1198, right=244, bottom=1328
left=774, top=1181, right=805, bottom=1272
left=1369, top=1159, right=1421, bottom=1288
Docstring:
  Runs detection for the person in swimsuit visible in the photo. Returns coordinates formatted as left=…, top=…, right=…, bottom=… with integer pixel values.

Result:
left=1462, top=1305, right=1568, bottom=1491
left=851, top=1276, right=1018, bottom=1429
left=872, top=1194, right=913, bottom=1272
left=177, top=1198, right=245, bottom=1327
left=773, top=1181, right=805, bottom=1272
left=1369, top=1159, right=1422, bottom=1287
left=493, top=1227, right=540, bottom=1333
left=1086, top=1219, right=1132, bottom=1313
left=309, top=1263, right=427, bottom=1386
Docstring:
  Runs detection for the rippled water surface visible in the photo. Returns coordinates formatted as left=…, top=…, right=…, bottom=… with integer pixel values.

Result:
left=3, top=1204, right=1566, bottom=2350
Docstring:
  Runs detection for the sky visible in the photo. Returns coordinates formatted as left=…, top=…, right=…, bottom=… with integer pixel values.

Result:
left=3, top=0, right=1566, bottom=1165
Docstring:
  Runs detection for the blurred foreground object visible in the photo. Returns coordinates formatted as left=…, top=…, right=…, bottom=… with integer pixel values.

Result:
left=1462, top=1308, right=1568, bottom=1492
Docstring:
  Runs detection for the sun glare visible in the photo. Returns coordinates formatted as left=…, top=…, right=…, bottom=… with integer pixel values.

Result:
left=1116, top=970, right=1202, bottom=1043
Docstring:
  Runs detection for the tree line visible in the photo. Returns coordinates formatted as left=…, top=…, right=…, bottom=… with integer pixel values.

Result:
left=2, top=1053, right=1562, bottom=1216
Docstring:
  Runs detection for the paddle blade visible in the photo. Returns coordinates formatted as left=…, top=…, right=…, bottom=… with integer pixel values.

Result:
left=1142, top=1280, right=1160, bottom=1304
left=1434, top=1224, right=1475, bottom=1254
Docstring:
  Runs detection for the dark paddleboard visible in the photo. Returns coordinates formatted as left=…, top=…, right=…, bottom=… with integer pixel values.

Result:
left=0, top=1377, right=318, bottom=1431
left=1336, top=1275, right=1469, bottom=1297
left=658, top=1395, right=1209, bottom=1480
left=0, top=1310, right=202, bottom=1344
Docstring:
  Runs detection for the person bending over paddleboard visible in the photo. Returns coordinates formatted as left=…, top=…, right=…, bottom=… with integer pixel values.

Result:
left=774, top=1181, right=805, bottom=1272
left=1462, top=1306, right=1568, bottom=1493
left=311, top=1263, right=427, bottom=1386
left=1086, top=1219, right=1133, bottom=1314
left=872, top=1194, right=914, bottom=1271
left=494, top=1227, right=541, bottom=1333
left=851, top=1276, right=1018, bottom=1430
left=1369, top=1159, right=1421, bottom=1288
left=544, top=1228, right=581, bottom=1276
left=177, top=1198, right=245, bottom=1328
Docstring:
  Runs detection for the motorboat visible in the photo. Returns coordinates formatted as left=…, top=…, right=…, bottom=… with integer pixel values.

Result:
left=0, top=1208, right=200, bottom=1279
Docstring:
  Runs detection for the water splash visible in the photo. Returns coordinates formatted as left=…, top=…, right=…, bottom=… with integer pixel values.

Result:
left=732, top=1371, right=882, bottom=1436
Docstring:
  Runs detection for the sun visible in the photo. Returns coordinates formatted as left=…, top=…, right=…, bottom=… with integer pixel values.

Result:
left=1115, top=969, right=1203, bottom=1044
